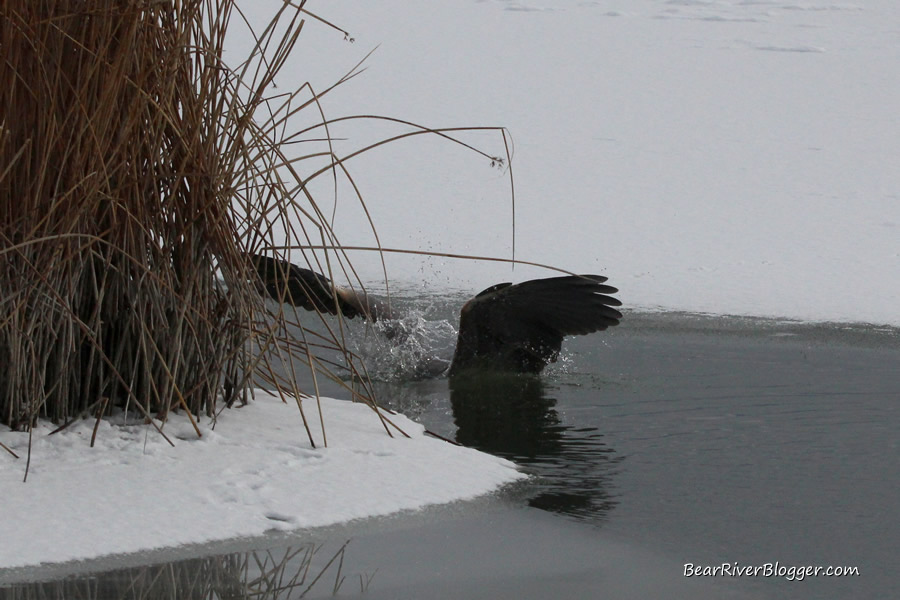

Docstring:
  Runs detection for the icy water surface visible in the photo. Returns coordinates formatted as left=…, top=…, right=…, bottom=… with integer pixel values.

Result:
left=349, top=307, right=899, bottom=600
left=3, top=308, right=897, bottom=600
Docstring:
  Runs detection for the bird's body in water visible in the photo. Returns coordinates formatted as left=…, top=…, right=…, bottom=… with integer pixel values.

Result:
left=249, top=253, right=622, bottom=377
left=448, top=275, right=621, bottom=375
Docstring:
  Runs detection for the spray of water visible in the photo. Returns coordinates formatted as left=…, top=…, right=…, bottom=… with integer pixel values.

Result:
left=350, top=304, right=459, bottom=382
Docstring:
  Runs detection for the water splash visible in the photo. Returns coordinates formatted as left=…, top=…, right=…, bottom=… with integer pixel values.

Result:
left=350, top=308, right=458, bottom=382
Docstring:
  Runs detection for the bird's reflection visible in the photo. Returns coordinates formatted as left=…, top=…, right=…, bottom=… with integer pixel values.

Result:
left=449, top=371, right=620, bottom=522
left=450, top=373, right=558, bottom=456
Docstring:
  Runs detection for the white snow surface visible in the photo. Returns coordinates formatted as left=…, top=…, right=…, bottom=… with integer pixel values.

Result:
left=259, top=0, right=899, bottom=326
left=0, top=392, right=523, bottom=569
left=4, top=0, right=900, bottom=572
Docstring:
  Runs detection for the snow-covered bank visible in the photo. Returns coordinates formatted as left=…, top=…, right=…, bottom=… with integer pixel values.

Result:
left=0, top=392, right=523, bottom=569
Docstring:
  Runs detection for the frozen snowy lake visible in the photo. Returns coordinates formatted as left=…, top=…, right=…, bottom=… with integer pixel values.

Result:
left=267, top=0, right=900, bottom=327
left=3, top=0, right=898, bottom=597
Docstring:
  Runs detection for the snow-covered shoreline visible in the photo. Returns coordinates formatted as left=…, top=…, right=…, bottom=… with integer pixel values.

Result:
left=0, top=392, right=523, bottom=570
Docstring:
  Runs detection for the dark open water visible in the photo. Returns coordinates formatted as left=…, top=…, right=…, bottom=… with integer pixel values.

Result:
left=2, top=303, right=898, bottom=599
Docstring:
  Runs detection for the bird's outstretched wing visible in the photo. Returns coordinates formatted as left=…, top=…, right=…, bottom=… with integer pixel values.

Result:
left=248, top=254, right=389, bottom=321
left=449, top=275, right=622, bottom=375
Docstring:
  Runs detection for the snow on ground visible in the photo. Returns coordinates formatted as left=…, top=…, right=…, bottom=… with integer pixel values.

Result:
left=0, top=392, right=523, bottom=569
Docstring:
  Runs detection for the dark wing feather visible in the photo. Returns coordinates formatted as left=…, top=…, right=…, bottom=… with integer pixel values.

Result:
left=449, top=275, right=622, bottom=375
left=249, top=254, right=389, bottom=321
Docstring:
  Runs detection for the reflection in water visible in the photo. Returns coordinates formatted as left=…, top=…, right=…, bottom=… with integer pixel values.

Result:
left=0, top=543, right=373, bottom=600
left=449, top=372, right=621, bottom=522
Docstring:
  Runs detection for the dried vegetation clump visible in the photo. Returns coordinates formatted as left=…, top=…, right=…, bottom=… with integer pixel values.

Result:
left=0, top=1, right=511, bottom=454
left=0, top=0, right=361, bottom=436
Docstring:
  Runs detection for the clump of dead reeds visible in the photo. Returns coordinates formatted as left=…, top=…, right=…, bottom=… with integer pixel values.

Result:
left=0, top=0, right=311, bottom=433
left=0, top=0, right=513, bottom=452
